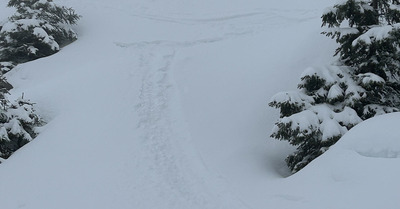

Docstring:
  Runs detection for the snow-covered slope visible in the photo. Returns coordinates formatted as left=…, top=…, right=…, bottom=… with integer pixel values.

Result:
left=0, top=0, right=398, bottom=208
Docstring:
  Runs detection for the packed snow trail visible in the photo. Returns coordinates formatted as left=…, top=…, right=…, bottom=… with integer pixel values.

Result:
left=5, top=1, right=399, bottom=209
left=120, top=45, right=247, bottom=208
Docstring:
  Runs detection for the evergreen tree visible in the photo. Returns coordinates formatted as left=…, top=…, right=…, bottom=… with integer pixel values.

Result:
left=270, top=0, right=400, bottom=173
left=0, top=0, right=80, bottom=63
left=322, top=0, right=400, bottom=119
left=270, top=66, right=363, bottom=172
left=0, top=95, right=42, bottom=160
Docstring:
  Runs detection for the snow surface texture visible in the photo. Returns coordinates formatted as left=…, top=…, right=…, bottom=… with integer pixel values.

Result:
left=338, top=113, right=400, bottom=159
left=0, top=0, right=399, bottom=208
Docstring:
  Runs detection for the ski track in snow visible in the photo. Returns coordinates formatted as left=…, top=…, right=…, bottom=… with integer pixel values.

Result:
left=109, top=6, right=320, bottom=39
left=119, top=41, right=247, bottom=208
left=113, top=7, right=321, bottom=51
left=115, top=38, right=224, bottom=48
left=111, top=6, right=322, bottom=208
left=118, top=46, right=237, bottom=208
left=101, top=4, right=321, bottom=26
left=134, top=47, right=201, bottom=206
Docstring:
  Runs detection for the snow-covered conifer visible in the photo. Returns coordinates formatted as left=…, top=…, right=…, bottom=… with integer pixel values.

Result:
left=0, top=0, right=80, bottom=63
left=270, top=66, right=363, bottom=172
left=271, top=0, right=400, bottom=173
left=322, top=0, right=400, bottom=119
left=0, top=96, right=42, bottom=160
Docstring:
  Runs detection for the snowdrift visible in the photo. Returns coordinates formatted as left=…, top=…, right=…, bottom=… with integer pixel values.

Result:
left=284, top=113, right=400, bottom=209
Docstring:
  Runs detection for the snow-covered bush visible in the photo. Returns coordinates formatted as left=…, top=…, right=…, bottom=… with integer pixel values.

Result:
left=270, top=0, right=400, bottom=173
left=0, top=96, right=42, bottom=160
left=270, top=66, right=363, bottom=172
left=0, top=0, right=80, bottom=63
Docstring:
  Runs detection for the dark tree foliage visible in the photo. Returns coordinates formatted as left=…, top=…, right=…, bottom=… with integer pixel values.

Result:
left=0, top=0, right=80, bottom=63
left=270, top=66, right=363, bottom=172
left=322, top=0, right=400, bottom=119
left=0, top=96, right=42, bottom=159
left=270, top=0, right=400, bottom=173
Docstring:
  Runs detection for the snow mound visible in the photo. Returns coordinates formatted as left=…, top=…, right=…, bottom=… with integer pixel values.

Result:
left=284, top=113, right=400, bottom=209
left=337, top=113, right=400, bottom=158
